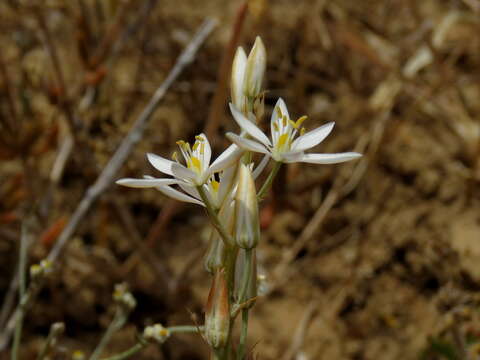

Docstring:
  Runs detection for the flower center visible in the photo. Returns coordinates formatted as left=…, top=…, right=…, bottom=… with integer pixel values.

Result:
left=175, top=136, right=206, bottom=176
left=271, top=105, right=307, bottom=156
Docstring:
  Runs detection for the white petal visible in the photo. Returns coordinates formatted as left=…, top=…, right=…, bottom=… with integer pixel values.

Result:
left=229, top=103, right=271, bottom=147
left=231, top=47, right=247, bottom=109
left=171, top=163, right=197, bottom=182
left=271, top=98, right=290, bottom=124
left=116, top=178, right=180, bottom=188
left=218, top=165, right=237, bottom=206
left=210, top=143, right=243, bottom=173
left=197, top=133, right=211, bottom=170
left=291, top=122, right=335, bottom=152
left=253, top=154, right=270, bottom=179
left=178, top=182, right=202, bottom=200
left=226, top=132, right=270, bottom=154
left=290, top=152, right=362, bottom=164
left=156, top=185, right=205, bottom=206
left=147, top=153, right=174, bottom=176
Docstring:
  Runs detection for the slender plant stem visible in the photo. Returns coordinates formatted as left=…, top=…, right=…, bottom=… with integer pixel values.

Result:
left=168, top=325, right=203, bottom=333
left=99, top=342, right=146, bottom=360
left=196, top=186, right=234, bottom=245
left=89, top=309, right=127, bottom=360
left=11, top=223, right=30, bottom=360
left=236, top=249, right=253, bottom=360
left=238, top=309, right=249, bottom=360
left=257, top=161, right=282, bottom=200
left=99, top=325, right=204, bottom=360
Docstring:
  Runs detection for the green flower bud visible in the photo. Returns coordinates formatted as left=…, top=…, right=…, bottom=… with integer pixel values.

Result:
left=244, top=36, right=266, bottom=100
left=234, top=164, right=260, bottom=249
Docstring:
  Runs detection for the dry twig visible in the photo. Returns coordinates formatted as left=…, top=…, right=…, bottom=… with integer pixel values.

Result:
left=0, top=18, right=217, bottom=350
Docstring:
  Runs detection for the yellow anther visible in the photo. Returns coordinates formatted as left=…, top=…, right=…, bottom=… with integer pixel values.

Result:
left=277, top=133, right=289, bottom=149
left=192, top=141, right=200, bottom=151
left=176, top=140, right=185, bottom=146
left=300, top=127, right=306, bottom=136
left=211, top=180, right=220, bottom=192
left=276, top=106, right=282, bottom=119
left=172, top=151, right=178, bottom=161
left=295, top=116, right=307, bottom=128
left=195, top=135, right=205, bottom=142
left=159, top=329, right=169, bottom=336
left=289, top=119, right=296, bottom=128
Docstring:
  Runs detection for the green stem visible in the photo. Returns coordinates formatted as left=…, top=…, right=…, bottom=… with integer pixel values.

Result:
left=100, top=342, right=146, bottom=360
left=236, top=249, right=253, bottom=360
left=11, top=223, right=30, bottom=360
left=238, top=249, right=253, bottom=303
left=257, top=161, right=281, bottom=200
left=196, top=186, right=234, bottom=245
left=168, top=325, right=203, bottom=333
left=99, top=326, right=204, bottom=360
left=89, top=309, right=127, bottom=360
left=237, top=310, right=249, bottom=360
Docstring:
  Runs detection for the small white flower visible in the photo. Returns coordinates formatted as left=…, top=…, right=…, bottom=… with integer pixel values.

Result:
left=116, top=133, right=242, bottom=207
left=226, top=99, right=362, bottom=164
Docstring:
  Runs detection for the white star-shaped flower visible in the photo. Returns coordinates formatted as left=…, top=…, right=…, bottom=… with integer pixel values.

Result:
left=226, top=99, right=362, bottom=164
left=116, top=133, right=242, bottom=207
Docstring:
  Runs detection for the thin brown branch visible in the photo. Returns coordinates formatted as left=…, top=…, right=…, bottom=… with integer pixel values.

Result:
left=0, top=18, right=218, bottom=351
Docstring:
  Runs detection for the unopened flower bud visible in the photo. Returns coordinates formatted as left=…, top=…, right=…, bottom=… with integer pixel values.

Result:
left=231, top=47, right=247, bottom=112
left=29, top=259, right=53, bottom=282
left=205, top=269, right=230, bottom=349
left=244, top=36, right=266, bottom=100
left=113, top=283, right=136, bottom=312
left=235, top=249, right=257, bottom=308
left=234, top=164, right=260, bottom=249
left=204, top=229, right=226, bottom=274
left=143, top=324, right=170, bottom=344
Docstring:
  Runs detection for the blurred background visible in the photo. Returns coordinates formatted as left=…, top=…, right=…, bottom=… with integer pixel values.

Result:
left=1, top=0, right=480, bottom=359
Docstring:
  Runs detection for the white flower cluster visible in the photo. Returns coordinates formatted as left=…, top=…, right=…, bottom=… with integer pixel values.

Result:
left=117, top=35, right=361, bottom=357
left=117, top=36, right=361, bottom=213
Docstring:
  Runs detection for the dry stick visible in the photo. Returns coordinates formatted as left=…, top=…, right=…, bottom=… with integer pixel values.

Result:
left=0, top=18, right=217, bottom=351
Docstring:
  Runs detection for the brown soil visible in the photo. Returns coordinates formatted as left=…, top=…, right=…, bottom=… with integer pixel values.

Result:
left=1, top=0, right=480, bottom=359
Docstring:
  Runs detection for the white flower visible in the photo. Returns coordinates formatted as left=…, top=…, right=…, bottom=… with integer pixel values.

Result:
left=116, top=133, right=242, bottom=207
left=226, top=99, right=362, bottom=164
left=231, top=36, right=266, bottom=114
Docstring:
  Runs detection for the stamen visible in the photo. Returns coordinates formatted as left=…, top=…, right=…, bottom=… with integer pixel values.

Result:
left=190, top=156, right=201, bottom=171
left=211, top=180, right=219, bottom=192
left=277, top=133, right=289, bottom=149
left=300, top=127, right=306, bottom=136
left=192, top=141, right=200, bottom=152
left=295, top=115, right=307, bottom=128
left=276, top=106, right=282, bottom=119
left=195, top=135, right=205, bottom=142
left=172, top=151, right=178, bottom=161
